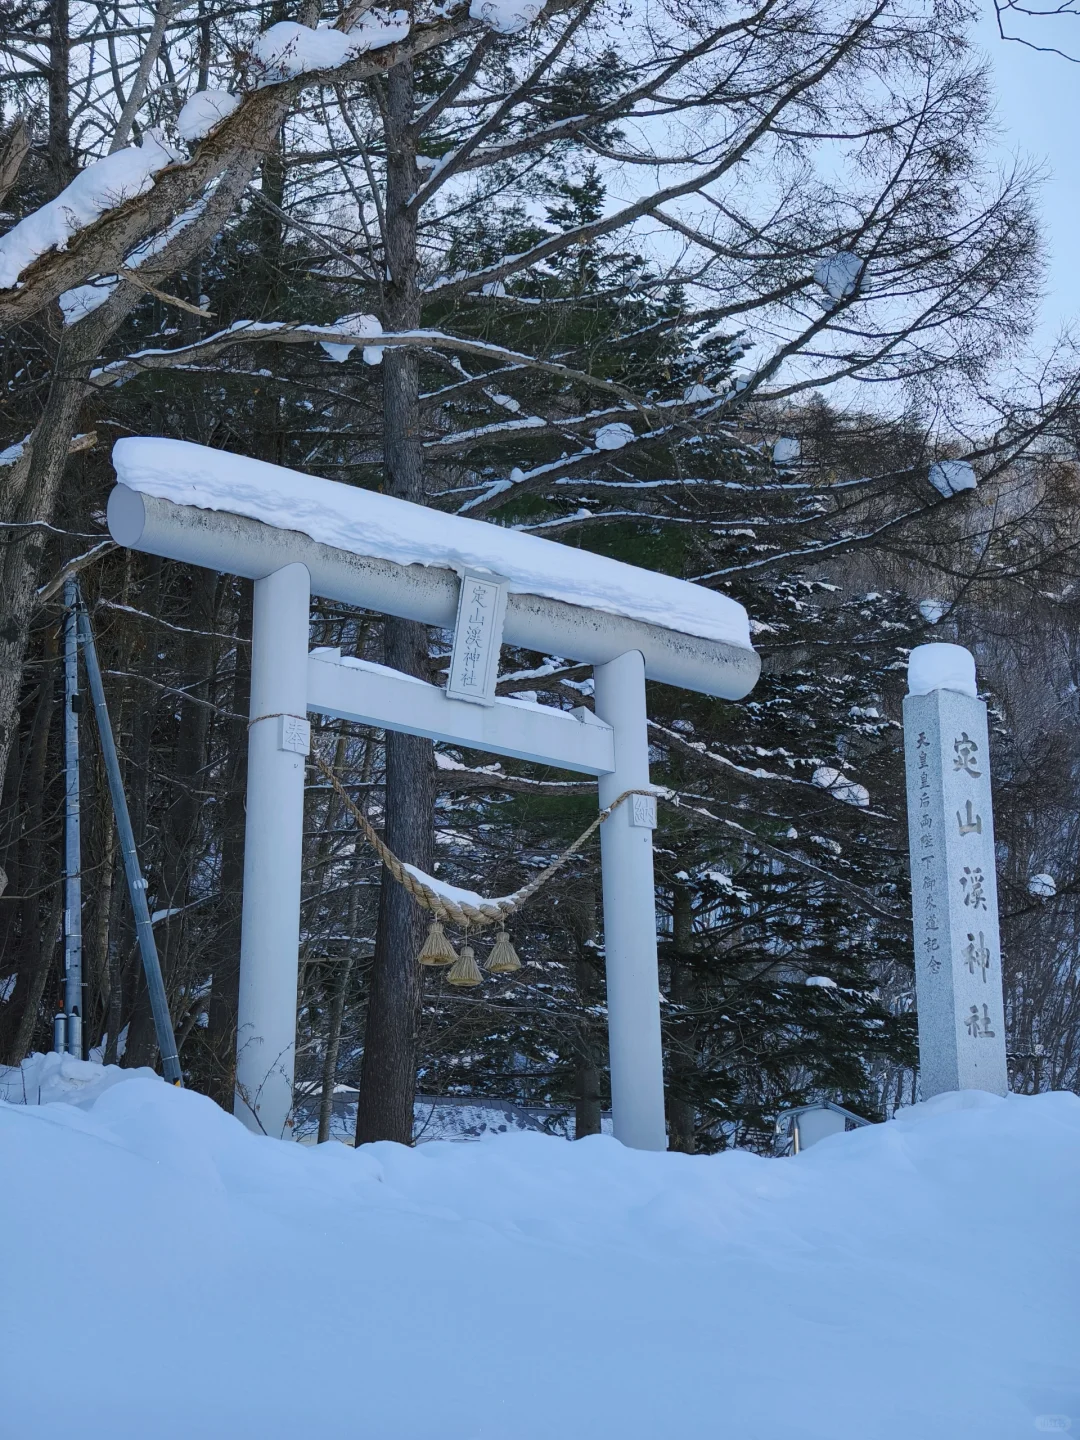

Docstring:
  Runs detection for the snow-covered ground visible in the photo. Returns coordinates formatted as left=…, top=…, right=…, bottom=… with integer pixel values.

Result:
left=2, top=1058, right=1078, bottom=1439
left=291, top=1083, right=612, bottom=1143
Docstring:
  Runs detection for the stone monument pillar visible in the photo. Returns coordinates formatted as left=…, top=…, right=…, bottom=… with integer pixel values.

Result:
left=903, top=643, right=1009, bottom=1098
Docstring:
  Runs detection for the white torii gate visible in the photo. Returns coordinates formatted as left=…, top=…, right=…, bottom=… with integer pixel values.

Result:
left=107, top=438, right=760, bottom=1149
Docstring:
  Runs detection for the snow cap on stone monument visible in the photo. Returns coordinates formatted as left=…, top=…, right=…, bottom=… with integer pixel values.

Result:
left=906, top=642, right=977, bottom=698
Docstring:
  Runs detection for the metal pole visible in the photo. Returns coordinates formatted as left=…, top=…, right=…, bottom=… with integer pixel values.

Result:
left=62, top=580, right=83, bottom=1057
left=75, top=591, right=182, bottom=1085
left=235, top=562, right=311, bottom=1139
left=593, top=649, right=668, bottom=1151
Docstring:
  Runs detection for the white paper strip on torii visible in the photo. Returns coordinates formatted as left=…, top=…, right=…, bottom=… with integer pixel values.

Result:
left=903, top=644, right=1008, bottom=1098
left=446, top=568, right=508, bottom=706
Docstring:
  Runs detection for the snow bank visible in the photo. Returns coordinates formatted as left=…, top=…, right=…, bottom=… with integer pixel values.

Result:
left=112, top=437, right=753, bottom=649
left=907, top=642, right=977, bottom=698
left=176, top=88, right=239, bottom=143
left=919, top=597, right=946, bottom=624
left=0, top=1050, right=156, bottom=1107
left=251, top=9, right=409, bottom=84
left=0, top=132, right=179, bottom=289
left=469, top=0, right=547, bottom=34
left=3, top=1070, right=1078, bottom=1439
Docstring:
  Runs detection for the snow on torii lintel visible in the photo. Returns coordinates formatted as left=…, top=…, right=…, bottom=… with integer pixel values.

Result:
left=112, top=438, right=753, bottom=651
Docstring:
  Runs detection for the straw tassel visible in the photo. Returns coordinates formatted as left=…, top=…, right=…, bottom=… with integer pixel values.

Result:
left=485, top=930, right=521, bottom=973
left=446, top=943, right=482, bottom=987
left=417, top=919, right=457, bottom=966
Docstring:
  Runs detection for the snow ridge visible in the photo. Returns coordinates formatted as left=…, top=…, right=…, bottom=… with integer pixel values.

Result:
left=112, top=437, right=754, bottom=650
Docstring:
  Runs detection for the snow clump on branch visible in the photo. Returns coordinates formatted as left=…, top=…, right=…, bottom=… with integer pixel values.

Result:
left=1028, top=873, right=1057, bottom=899
left=812, top=766, right=870, bottom=808
left=928, top=459, right=977, bottom=497
left=772, top=437, right=800, bottom=464
left=469, top=0, right=547, bottom=34
left=251, top=10, right=409, bottom=85
left=0, top=131, right=180, bottom=290
left=177, top=89, right=240, bottom=144
left=594, top=422, right=634, bottom=451
left=317, top=312, right=384, bottom=365
left=813, top=251, right=863, bottom=301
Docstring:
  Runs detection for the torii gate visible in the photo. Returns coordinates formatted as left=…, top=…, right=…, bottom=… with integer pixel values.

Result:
left=107, top=438, right=760, bottom=1149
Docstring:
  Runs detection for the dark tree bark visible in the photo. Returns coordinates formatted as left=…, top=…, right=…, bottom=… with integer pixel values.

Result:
left=120, top=562, right=165, bottom=1069
left=1, top=624, right=59, bottom=1063
left=84, top=745, right=117, bottom=1046
left=667, top=884, right=698, bottom=1153
left=355, top=56, right=435, bottom=1147
left=47, top=0, right=73, bottom=195
left=205, top=581, right=251, bottom=1109
left=317, top=879, right=361, bottom=1143
left=153, top=569, right=215, bottom=1026
left=572, top=886, right=603, bottom=1139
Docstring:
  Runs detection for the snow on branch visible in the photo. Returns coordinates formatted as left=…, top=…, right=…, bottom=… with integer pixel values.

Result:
left=435, top=751, right=592, bottom=796
left=177, top=91, right=240, bottom=144
left=0, top=10, right=472, bottom=326
left=655, top=790, right=906, bottom=925
left=248, top=10, right=410, bottom=85
left=0, top=132, right=179, bottom=290
left=90, top=321, right=649, bottom=408
left=650, top=720, right=888, bottom=818
left=469, top=0, right=546, bottom=34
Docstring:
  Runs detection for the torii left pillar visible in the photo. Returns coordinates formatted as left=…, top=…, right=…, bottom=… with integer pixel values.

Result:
left=594, top=650, right=668, bottom=1151
left=235, top=562, right=311, bottom=1137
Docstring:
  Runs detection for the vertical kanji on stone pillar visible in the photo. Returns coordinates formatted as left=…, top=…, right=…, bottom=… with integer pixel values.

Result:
left=903, top=643, right=1008, bottom=1098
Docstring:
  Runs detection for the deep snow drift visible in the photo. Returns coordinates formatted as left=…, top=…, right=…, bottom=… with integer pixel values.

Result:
left=2, top=1059, right=1078, bottom=1440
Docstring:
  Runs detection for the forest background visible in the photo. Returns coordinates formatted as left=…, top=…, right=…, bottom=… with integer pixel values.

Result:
left=1, top=0, right=1079, bottom=1151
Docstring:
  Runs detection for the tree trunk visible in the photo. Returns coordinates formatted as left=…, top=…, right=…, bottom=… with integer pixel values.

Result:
left=318, top=880, right=360, bottom=1143
left=205, top=581, right=252, bottom=1109
left=47, top=0, right=73, bottom=195
left=354, top=56, right=435, bottom=1147
left=667, top=884, right=697, bottom=1153
left=153, top=569, right=214, bottom=1040
left=120, top=563, right=166, bottom=1070
left=84, top=746, right=117, bottom=1049
left=572, top=885, right=603, bottom=1139
left=1, top=626, right=59, bottom=1062
left=102, top=850, right=126, bottom=1065
left=10, top=884, right=63, bottom=1065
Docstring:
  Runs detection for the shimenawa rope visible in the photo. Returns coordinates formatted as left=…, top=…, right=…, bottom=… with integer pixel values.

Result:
left=313, top=752, right=655, bottom=930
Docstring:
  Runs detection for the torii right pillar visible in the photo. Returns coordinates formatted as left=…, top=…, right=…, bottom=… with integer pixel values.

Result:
left=903, top=643, right=1008, bottom=1098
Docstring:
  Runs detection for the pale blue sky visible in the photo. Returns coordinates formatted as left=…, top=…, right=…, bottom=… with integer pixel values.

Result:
left=976, top=9, right=1080, bottom=345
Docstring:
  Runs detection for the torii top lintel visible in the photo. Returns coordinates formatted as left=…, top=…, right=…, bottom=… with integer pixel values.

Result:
left=107, top=438, right=760, bottom=701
